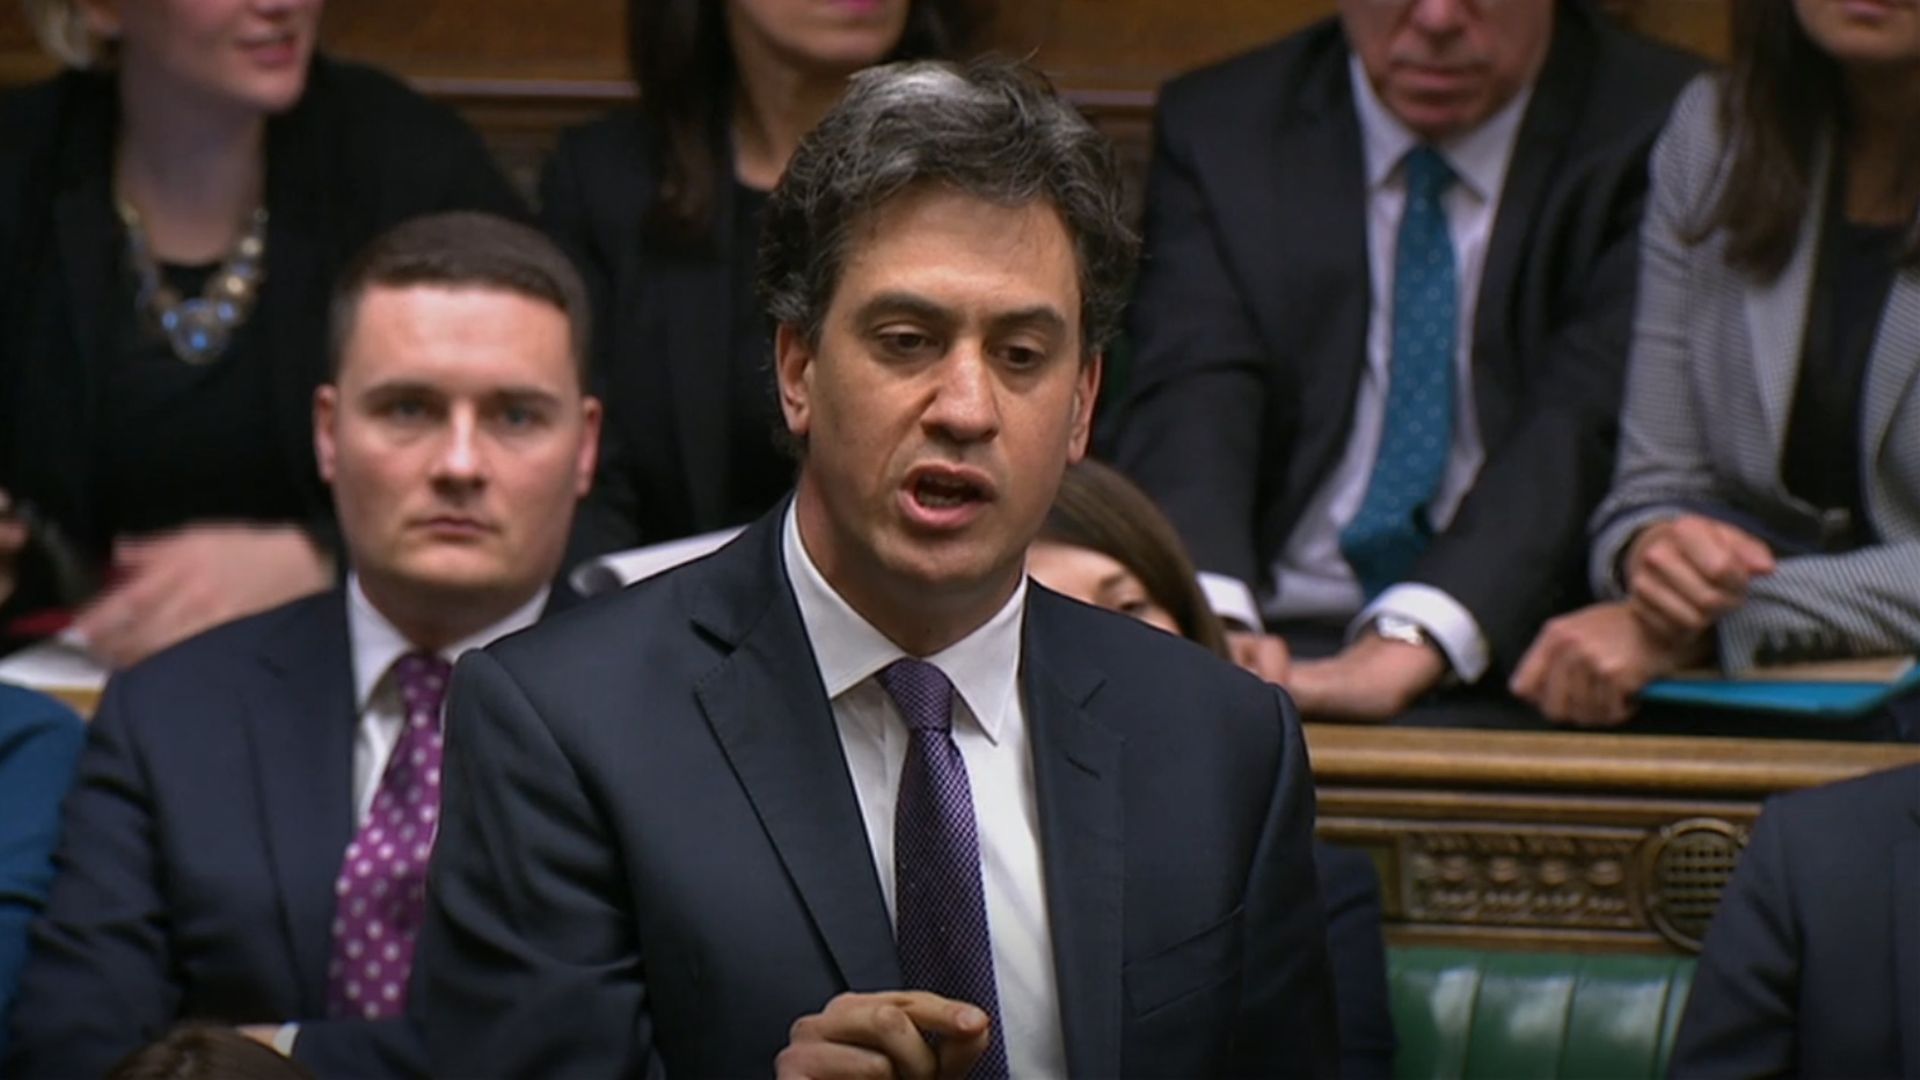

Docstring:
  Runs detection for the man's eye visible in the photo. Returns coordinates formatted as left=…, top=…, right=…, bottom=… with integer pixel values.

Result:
left=1002, top=345, right=1045, bottom=370
left=380, top=398, right=433, bottom=422
left=880, top=330, right=938, bottom=355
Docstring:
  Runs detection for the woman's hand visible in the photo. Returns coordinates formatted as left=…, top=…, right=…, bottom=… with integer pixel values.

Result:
left=75, top=524, right=335, bottom=668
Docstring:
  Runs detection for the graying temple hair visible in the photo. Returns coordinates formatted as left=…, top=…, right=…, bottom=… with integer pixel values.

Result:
left=758, top=57, right=1137, bottom=358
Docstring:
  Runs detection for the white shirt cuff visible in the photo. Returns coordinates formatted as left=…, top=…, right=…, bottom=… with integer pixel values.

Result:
left=1198, top=572, right=1264, bottom=632
left=1354, top=584, right=1491, bottom=683
left=271, top=1022, right=300, bottom=1057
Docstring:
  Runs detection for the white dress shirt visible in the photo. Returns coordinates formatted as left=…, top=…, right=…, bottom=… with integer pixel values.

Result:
left=346, top=574, right=547, bottom=824
left=783, top=508, right=1068, bottom=1079
left=1226, top=60, right=1534, bottom=683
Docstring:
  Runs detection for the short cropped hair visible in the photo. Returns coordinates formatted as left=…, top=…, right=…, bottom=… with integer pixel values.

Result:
left=758, top=56, right=1137, bottom=360
left=328, top=211, right=592, bottom=385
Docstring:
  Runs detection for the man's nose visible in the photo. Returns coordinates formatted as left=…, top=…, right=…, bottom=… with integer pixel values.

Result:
left=923, top=346, right=1001, bottom=444
left=431, top=409, right=487, bottom=488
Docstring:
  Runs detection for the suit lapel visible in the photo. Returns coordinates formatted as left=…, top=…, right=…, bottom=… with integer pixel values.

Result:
left=1231, top=49, right=1371, bottom=548
left=1023, top=594, right=1123, bottom=1080
left=1895, top=783, right=1920, bottom=1080
left=242, top=592, right=358, bottom=1015
left=1861, top=268, right=1920, bottom=479
left=692, top=516, right=901, bottom=991
left=1470, top=9, right=1590, bottom=439
left=1743, top=150, right=1827, bottom=461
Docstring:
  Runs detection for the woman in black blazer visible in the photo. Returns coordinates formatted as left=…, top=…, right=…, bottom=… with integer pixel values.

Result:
left=544, top=0, right=986, bottom=559
left=0, top=0, right=525, bottom=666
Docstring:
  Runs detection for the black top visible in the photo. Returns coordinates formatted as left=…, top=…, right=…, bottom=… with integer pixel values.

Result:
left=1782, top=176, right=1906, bottom=549
left=723, top=184, right=793, bottom=527
left=99, top=262, right=307, bottom=540
left=0, top=58, right=525, bottom=619
left=542, top=108, right=803, bottom=559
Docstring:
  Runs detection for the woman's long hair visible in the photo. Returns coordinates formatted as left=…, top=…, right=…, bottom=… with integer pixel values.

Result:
left=1039, top=460, right=1231, bottom=659
left=1696, top=0, right=1919, bottom=277
left=628, top=0, right=989, bottom=253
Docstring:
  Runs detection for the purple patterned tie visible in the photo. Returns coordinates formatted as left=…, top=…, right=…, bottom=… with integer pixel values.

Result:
left=327, top=651, right=450, bottom=1021
left=878, top=658, right=1010, bottom=1079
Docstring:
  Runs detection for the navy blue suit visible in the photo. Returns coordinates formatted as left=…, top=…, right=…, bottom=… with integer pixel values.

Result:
left=4, top=592, right=421, bottom=1078
left=417, top=507, right=1338, bottom=1078
left=1671, top=764, right=1920, bottom=1078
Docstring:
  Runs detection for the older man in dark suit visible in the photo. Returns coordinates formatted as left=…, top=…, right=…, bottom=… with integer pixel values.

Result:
left=1112, top=0, right=1700, bottom=722
left=5, top=213, right=601, bottom=1078
left=417, top=58, right=1336, bottom=1079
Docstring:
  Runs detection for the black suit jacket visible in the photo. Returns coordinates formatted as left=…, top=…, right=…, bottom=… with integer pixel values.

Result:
left=541, top=109, right=761, bottom=559
left=1111, top=3, right=1700, bottom=669
left=417, top=507, right=1338, bottom=1077
left=4, top=592, right=422, bottom=1078
left=1670, top=763, right=1920, bottom=1079
left=0, top=59, right=524, bottom=616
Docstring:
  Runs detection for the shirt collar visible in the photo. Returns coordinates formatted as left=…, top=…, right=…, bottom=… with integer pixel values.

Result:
left=782, top=504, right=1025, bottom=744
left=1348, top=54, right=1534, bottom=203
left=346, top=573, right=548, bottom=712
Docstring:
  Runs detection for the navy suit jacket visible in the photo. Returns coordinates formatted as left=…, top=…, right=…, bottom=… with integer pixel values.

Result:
left=1111, top=2, right=1700, bottom=668
left=417, top=508, right=1338, bottom=1077
left=1671, top=763, right=1920, bottom=1079
left=4, top=592, right=422, bottom=1078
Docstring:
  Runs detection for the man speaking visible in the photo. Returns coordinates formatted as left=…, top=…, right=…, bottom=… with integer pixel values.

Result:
left=418, top=58, right=1336, bottom=1079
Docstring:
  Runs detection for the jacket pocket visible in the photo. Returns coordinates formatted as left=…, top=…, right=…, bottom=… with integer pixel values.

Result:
left=1123, top=905, right=1244, bottom=1019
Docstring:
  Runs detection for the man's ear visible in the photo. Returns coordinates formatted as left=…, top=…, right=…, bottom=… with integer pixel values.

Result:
left=313, top=384, right=339, bottom=484
left=575, top=396, right=603, bottom=499
left=1067, top=352, right=1103, bottom=462
left=775, top=322, right=816, bottom=440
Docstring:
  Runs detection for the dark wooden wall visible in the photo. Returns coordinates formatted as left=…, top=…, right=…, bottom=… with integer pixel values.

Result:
left=0, top=1, right=1730, bottom=199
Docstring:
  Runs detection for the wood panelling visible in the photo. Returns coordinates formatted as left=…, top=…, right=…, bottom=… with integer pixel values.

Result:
left=1307, top=726, right=1920, bottom=953
left=0, top=1, right=1729, bottom=202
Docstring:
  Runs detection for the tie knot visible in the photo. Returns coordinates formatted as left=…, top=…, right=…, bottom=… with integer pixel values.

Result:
left=1403, top=145, right=1455, bottom=200
left=393, top=651, right=452, bottom=728
left=877, top=658, right=955, bottom=734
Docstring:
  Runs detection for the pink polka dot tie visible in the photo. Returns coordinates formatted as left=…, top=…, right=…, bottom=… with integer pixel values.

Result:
left=326, top=651, right=450, bottom=1021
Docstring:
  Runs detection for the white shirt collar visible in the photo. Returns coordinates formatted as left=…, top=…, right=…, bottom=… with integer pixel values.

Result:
left=1348, top=54, right=1534, bottom=203
left=781, top=504, right=1025, bottom=744
left=346, top=573, right=548, bottom=712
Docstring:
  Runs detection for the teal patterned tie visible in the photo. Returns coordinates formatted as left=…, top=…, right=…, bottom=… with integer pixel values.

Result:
left=1341, top=145, right=1458, bottom=598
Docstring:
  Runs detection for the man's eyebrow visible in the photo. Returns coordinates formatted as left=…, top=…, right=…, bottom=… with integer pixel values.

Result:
left=489, top=386, right=565, bottom=407
left=850, top=292, right=957, bottom=327
left=987, top=306, right=1069, bottom=338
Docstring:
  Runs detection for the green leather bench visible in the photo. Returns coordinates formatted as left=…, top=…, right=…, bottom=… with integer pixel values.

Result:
left=1390, top=947, right=1697, bottom=1080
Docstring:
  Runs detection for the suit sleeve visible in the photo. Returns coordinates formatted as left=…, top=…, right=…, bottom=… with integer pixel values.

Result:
left=1109, top=93, right=1275, bottom=587
left=1405, top=103, right=1685, bottom=671
left=1587, top=79, right=1737, bottom=596
left=1315, top=842, right=1395, bottom=1080
left=1231, top=687, right=1339, bottom=1078
left=416, top=649, right=662, bottom=1079
left=1668, top=803, right=1800, bottom=1079
left=3, top=676, right=182, bottom=1078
